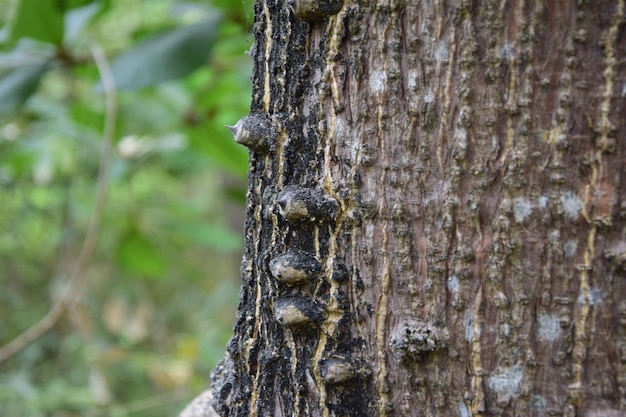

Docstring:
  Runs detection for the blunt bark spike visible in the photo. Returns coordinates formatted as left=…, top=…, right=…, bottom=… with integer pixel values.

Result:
left=320, top=358, right=357, bottom=384
left=276, top=186, right=339, bottom=223
left=273, top=295, right=323, bottom=327
left=290, top=0, right=344, bottom=21
left=269, top=251, right=322, bottom=286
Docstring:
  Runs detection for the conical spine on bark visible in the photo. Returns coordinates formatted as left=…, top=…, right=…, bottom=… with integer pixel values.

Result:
left=226, top=113, right=276, bottom=153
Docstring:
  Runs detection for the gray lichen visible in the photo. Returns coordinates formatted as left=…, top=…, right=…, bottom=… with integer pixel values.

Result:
left=389, top=321, right=446, bottom=364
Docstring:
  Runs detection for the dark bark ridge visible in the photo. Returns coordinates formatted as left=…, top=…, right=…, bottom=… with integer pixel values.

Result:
left=213, top=1, right=373, bottom=416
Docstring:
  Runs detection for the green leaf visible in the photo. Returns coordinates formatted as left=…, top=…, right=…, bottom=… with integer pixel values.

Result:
left=106, top=16, right=221, bottom=90
left=0, top=148, right=35, bottom=181
left=9, top=0, right=109, bottom=45
left=0, top=62, right=49, bottom=113
left=116, top=230, right=167, bottom=279
left=223, top=185, right=247, bottom=205
left=65, top=0, right=101, bottom=8
left=64, top=1, right=103, bottom=41
left=176, top=223, right=241, bottom=252
left=187, top=124, right=248, bottom=177
left=9, top=0, right=65, bottom=45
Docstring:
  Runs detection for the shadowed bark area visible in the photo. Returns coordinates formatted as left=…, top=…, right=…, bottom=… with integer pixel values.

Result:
left=211, top=1, right=626, bottom=416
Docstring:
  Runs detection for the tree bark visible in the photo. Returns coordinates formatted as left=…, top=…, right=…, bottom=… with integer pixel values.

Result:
left=210, top=1, right=626, bottom=416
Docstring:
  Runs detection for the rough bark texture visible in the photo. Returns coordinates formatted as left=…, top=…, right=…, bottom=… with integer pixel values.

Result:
left=211, top=1, right=626, bottom=416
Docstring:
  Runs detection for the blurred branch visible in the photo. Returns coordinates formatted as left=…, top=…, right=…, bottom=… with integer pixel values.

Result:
left=0, top=43, right=117, bottom=364
left=108, top=389, right=193, bottom=417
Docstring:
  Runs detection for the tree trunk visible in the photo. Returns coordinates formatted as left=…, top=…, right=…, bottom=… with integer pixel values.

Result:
left=210, top=1, right=626, bottom=416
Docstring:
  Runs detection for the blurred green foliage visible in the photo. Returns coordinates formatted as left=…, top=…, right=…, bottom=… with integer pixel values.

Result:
left=0, top=0, right=253, bottom=415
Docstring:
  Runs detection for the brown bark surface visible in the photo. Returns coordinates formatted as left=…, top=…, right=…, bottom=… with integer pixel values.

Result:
left=211, top=1, right=626, bottom=416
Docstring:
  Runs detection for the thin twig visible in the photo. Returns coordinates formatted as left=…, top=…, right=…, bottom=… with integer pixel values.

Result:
left=108, top=389, right=193, bottom=417
left=0, top=43, right=117, bottom=364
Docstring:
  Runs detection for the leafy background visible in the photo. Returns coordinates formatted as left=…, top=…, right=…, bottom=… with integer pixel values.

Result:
left=0, top=0, right=253, bottom=415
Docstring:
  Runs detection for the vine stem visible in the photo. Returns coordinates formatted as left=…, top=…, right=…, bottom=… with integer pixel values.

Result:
left=0, top=42, right=117, bottom=364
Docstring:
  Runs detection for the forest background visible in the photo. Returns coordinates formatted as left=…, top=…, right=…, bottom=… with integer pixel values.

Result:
left=0, top=0, right=253, bottom=416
